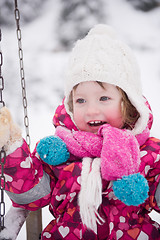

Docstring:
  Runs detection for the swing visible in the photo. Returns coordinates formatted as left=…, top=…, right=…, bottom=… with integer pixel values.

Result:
left=0, top=1, right=42, bottom=239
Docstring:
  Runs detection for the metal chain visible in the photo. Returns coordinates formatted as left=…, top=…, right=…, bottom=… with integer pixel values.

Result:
left=14, top=3, right=43, bottom=240
left=14, top=0, right=31, bottom=148
left=0, top=0, right=31, bottom=231
left=0, top=149, right=6, bottom=231
left=0, top=29, right=5, bottom=109
left=0, top=28, right=6, bottom=231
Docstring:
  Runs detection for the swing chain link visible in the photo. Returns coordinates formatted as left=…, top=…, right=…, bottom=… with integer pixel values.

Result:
left=0, top=1, right=31, bottom=232
left=0, top=29, right=5, bottom=108
left=14, top=0, right=31, bottom=148
left=0, top=28, right=6, bottom=231
left=0, top=149, right=6, bottom=231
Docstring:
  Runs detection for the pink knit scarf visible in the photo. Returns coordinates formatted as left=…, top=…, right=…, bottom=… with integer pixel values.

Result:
left=55, top=124, right=150, bottom=180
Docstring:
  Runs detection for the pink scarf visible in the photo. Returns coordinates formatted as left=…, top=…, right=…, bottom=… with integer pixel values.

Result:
left=55, top=124, right=150, bottom=181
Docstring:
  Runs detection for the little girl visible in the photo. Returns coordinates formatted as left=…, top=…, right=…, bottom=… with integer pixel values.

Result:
left=0, top=24, right=160, bottom=240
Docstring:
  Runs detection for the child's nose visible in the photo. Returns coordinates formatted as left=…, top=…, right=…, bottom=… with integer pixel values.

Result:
left=86, top=104, right=100, bottom=116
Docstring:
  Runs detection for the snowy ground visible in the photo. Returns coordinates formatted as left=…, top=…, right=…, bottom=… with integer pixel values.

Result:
left=1, top=0, right=160, bottom=239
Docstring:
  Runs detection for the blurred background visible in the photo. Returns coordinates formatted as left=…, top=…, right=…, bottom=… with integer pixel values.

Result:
left=1, top=0, right=160, bottom=142
left=0, top=0, right=160, bottom=239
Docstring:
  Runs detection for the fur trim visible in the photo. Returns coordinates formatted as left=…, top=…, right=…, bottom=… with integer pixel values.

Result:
left=6, top=139, right=23, bottom=156
left=0, top=107, right=22, bottom=152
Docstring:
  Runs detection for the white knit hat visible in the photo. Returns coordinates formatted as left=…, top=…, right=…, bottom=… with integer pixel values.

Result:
left=64, top=24, right=149, bottom=135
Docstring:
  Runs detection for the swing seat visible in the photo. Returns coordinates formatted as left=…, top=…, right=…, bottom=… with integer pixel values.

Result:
left=0, top=206, right=29, bottom=240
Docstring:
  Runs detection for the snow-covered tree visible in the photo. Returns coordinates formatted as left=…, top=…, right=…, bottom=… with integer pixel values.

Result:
left=127, top=0, right=160, bottom=11
left=55, top=0, right=105, bottom=50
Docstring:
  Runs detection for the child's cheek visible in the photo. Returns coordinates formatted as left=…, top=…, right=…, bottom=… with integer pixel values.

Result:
left=106, top=109, right=123, bottom=128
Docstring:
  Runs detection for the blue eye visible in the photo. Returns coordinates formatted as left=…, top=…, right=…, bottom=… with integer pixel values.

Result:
left=100, top=96, right=109, bottom=101
left=76, top=98, right=86, bottom=103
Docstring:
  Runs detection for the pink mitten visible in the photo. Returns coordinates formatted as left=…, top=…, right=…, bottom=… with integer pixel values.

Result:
left=98, top=124, right=140, bottom=181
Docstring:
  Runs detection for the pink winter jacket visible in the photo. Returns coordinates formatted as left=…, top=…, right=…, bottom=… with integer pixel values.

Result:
left=1, top=100, right=160, bottom=240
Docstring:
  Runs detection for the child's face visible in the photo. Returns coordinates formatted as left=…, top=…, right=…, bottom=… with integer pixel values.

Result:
left=72, top=81, right=123, bottom=133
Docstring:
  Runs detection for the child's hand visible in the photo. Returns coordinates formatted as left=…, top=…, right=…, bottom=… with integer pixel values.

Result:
left=0, top=107, right=22, bottom=150
left=36, top=136, right=70, bottom=165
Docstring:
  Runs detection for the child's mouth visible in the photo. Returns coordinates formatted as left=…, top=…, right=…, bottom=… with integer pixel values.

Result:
left=88, top=121, right=107, bottom=127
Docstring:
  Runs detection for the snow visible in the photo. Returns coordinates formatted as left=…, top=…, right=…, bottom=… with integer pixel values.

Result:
left=1, top=0, right=160, bottom=239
